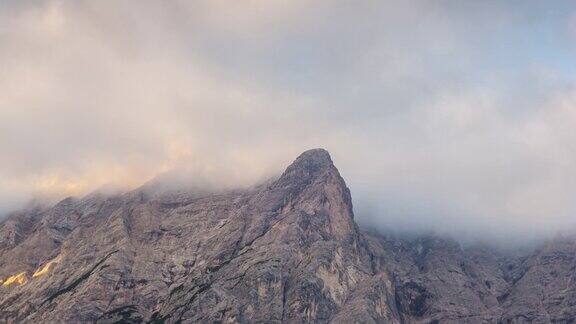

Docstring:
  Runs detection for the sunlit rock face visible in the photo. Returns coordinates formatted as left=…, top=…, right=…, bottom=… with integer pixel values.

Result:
left=1, top=149, right=576, bottom=323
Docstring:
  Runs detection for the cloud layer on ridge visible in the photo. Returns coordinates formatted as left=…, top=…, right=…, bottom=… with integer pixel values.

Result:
left=1, top=0, right=576, bottom=243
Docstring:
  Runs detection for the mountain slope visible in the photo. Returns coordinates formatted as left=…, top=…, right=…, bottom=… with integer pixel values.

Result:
left=0, top=149, right=575, bottom=323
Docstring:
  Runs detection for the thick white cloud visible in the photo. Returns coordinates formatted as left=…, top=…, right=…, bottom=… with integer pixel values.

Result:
left=1, top=0, right=576, bottom=244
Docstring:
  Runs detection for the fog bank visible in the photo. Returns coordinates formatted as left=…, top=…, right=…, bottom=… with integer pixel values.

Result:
left=2, top=1, right=576, bottom=243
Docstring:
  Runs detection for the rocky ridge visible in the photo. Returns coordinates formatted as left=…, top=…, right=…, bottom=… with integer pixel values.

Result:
left=1, top=149, right=576, bottom=323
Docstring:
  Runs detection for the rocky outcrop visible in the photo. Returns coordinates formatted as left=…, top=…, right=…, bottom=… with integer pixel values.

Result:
left=0, top=149, right=575, bottom=323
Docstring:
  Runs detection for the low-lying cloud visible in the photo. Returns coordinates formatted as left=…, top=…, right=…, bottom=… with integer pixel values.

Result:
left=1, top=0, right=576, bottom=243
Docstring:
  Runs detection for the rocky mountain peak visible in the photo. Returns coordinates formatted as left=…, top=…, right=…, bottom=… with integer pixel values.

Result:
left=289, top=148, right=333, bottom=170
left=276, top=148, right=335, bottom=185
left=2, top=149, right=576, bottom=323
left=277, top=148, right=338, bottom=188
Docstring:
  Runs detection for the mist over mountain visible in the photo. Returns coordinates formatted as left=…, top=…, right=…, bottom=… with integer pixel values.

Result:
left=2, top=1, right=576, bottom=242
left=2, top=2, right=576, bottom=322
left=2, top=149, right=576, bottom=323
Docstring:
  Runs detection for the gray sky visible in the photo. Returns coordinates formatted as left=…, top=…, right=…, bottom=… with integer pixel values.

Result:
left=1, top=0, right=576, bottom=243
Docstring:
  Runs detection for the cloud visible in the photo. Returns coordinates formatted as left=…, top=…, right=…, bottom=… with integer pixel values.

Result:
left=1, top=0, right=576, bottom=244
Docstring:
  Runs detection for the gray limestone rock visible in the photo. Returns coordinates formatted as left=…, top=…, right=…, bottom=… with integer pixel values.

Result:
left=1, top=149, right=575, bottom=323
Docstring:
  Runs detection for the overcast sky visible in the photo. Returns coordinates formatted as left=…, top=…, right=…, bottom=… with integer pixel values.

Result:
left=1, top=0, right=576, bottom=243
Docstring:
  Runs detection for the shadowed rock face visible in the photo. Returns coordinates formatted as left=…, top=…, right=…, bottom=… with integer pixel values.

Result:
left=0, top=149, right=575, bottom=323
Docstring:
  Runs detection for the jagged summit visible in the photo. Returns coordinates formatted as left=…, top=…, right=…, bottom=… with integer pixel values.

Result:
left=292, top=148, right=333, bottom=168
left=2, top=149, right=576, bottom=323
left=279, top=148, right=336, bottom=184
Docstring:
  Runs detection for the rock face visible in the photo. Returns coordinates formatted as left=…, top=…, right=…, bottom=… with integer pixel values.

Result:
left=0, top=149, right=575, bottom=323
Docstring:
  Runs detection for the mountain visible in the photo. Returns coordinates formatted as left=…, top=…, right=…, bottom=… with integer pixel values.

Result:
left=1, top=149, right=576, bottom=323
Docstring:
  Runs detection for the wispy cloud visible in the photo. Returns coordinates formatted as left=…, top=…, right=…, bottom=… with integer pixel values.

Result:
left=1, top=0, right=576, bottom=243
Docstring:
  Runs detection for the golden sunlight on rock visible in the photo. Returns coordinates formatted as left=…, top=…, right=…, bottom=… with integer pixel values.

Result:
left=2, top=272, right=27, bottom=286
left=32, top=257, right=60, bottom=278
left=0, top=257, right=61, bottom=288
